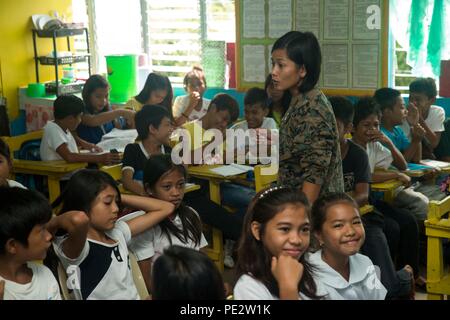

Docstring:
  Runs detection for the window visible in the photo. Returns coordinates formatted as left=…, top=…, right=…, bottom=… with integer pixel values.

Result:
left=72, top=0, right=235, bottom=87
left=390, top=0, right=450, bottom=93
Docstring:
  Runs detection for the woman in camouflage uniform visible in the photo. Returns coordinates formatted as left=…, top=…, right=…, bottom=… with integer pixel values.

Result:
left=271, top=31, right=344, bottom=204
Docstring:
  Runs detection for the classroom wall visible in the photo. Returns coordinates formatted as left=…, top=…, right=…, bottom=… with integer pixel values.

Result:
left=0, top=0, right=73, bottom=122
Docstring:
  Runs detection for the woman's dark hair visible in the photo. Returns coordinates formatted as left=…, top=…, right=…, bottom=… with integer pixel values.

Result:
left=152, top=245, right=225, bottom=300
left=52, top=169, right=121, bottom=215
left=353, top=97, right=381, bottom=128
left=236, top=186, right=320, bottom=299
left=82, top=74, right=110, bottom=114
left=271, top=31, right=322, bottom=93
left=143, top=154, right=202, bottom=247
left=0, top=187, right=52, bottom=254
left=311, top=192, right=359, bottom=233
left=135, top=105, right=172, bottom=140
left=0, top=138, right=11, bottom=163
left=264, top=74, right=292, bottom=118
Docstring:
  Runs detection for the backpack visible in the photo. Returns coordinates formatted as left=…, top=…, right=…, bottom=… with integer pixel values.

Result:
left=15, top=139, right=46, bottom=192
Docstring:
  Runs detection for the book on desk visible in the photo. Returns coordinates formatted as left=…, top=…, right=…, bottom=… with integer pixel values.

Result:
left=208, top=164, right=254, bottom=177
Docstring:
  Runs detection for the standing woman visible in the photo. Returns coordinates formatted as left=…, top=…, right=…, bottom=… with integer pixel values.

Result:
left=272, top=31, right=344, bottom=204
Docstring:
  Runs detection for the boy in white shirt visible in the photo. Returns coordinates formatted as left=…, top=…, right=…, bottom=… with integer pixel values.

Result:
left=400, top=78, right=446, bottom=160
left=40, top=94, right=120, bottom=165
left=0, top=187, right=60, bottom=300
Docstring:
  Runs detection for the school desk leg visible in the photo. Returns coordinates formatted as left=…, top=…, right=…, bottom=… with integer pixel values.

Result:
left=208, top=179, right=224, bottom=272
left=47, top=176, right=61, bottom=205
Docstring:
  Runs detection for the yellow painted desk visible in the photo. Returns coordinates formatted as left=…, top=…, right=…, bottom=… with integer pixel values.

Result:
left=371, top=179, right=403, bottom=203
left=12, top=159, right=87, bottom=204
left=187, top=165, right=248, bottom=204
left=359, top=204, right=374, bottom=216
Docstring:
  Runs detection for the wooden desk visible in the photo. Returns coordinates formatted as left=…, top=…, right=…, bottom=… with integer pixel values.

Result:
left=371, top=179, right=403, bottom=203
left=12, top=159, right=87, bottom=203
left=187, top=165, right=248, bottom=204
left=359, top=204, right=374, bottom=216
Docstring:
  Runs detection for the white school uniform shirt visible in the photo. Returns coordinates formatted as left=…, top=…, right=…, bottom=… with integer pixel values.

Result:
left=40, top=121, right=78, bottom=161
left=365, top=141, right=393, bottom=173
left=307, top=250, right=387, bottom=300
left=0, top=262, right=61, bottom=300
left=400, top=105, right=446, bottom=140
left=172, top=95, right=211, bottom=121
left=233, top=273, right=314, bottom=300
left=230, top=117, right=278, bottom=131
left=7, top=179, right=27, bottom=189
left=119, top=208, right=208, bottom=262
left=53, top=220, right=139, bottom=300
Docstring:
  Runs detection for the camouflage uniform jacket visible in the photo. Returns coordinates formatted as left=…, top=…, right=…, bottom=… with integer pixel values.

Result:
left=278, top=88, right=344, bottom=196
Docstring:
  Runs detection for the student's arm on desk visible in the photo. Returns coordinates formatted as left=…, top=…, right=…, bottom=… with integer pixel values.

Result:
left=73, top=133, right=103, bottom=152
left=56, top=143, right=121, bottom=165
left=122, top=169, right=146, bottom=196
left=371, top=170, right=410, bottom=186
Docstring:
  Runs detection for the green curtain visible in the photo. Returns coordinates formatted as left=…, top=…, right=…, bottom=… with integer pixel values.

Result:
left=408, top=0, right=429, bottom=64
left=427, top=0, right=445, bottom=76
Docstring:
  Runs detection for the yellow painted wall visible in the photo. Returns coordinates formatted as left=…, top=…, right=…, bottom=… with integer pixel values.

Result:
left=0, top=0, right=73, bottom=120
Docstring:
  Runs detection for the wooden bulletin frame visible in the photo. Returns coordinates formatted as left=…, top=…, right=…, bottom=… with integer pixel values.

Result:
left=235, top=0, right=389, bottom=96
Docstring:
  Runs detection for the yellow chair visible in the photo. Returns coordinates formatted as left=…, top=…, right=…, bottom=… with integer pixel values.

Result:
left=371, top=179, right=403, bottom=203
left=424, top=196, right=450, bottom=300
left=254, top=164, right=278, bottom=192
left=2, top=131, right=87, bottom=204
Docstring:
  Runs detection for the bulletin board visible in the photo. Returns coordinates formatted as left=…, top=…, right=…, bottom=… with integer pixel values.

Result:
left=235, top=0, right=389, bottom=96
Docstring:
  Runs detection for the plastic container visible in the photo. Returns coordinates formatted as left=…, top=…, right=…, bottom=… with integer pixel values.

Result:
left=27, top=83, right=46, bottom=97
left=105, top=54, right=138, bottom=103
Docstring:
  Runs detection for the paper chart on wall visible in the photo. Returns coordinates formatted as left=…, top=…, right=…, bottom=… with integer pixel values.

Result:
left=268, top=0, right=292, bottom=39
left=322, top=44, right=348, bottom=87
left=243, top=0, right=265, bottom=39
left=243, top=45, right=266, bottom=83
left=353, top=0, right=380, bottom=40
left=323, top=0, right=349, bottom=40
left=295, top=0, right=320, bottom=38
left=352, top=44, right=379, bottom=88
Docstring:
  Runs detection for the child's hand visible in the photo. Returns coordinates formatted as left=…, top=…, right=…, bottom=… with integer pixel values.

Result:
left=0, top=280, right=5, bottom=300
left=119, top=109, right=136, bottom=128
left=406, top=102, right=420, bottom=126
left=370, top=130, right=393, bottom=147
left=101, top=152, right=122, bottom=165
left=89, top=144, right=103, bottom=153
left=271, top=255, right=303, bottom=290
left=396, top=172, right=411, bottom=186
left=411, top=124, right=426, bottom=142
left=188, top=91, right=201, bottom=109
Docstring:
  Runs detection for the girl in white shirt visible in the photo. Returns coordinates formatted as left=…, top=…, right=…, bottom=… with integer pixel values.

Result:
left=308, top=192, right=387, bottom=300
left=122, top=154, right=207, bottom=291
left=172, top=66, right=211, bottom=126
left=50, top=169, right=174, bottom=300
left=234, top=186, right=321, bottom=300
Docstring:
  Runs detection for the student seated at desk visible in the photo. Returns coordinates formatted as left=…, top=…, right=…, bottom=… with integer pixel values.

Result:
left=376, top=88, right=445, bottom=202
left=120, top=154, right=208, bottom=291
left=0, top=139, right=26, bottom=189
left=122, top=104, right=244, bottom=268
left=40, top=95, right=121, bottom=165
left=77, top=74, right=135, bottom=144
left=125, top=72, right=173, bottom=115
left=173, top=93, right=257, bottom=220
left=330, top=96, right=414, bottom=299
left=352, top=98, right=424, bottom=286
left=400, top=78, right=446, bottom=160
left=230, top=88, right=277, bottom=160
left=172, top=66, right=210, bottom=126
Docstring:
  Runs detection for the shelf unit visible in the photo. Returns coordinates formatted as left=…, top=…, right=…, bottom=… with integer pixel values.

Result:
left=32, top=27, right=91, bottom=95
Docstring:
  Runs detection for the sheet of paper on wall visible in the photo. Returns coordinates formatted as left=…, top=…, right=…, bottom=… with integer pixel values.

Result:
left=268, top=0, right=292, bottom=39
left=296, top=0, right=320, bottom=38
left=209, top=164, right=254, bottom=177
left=243, top=0, right=265, bottom=39
left=243, top=45, right=266, bottom=82
left=101, top=128, right=138, bottom=140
